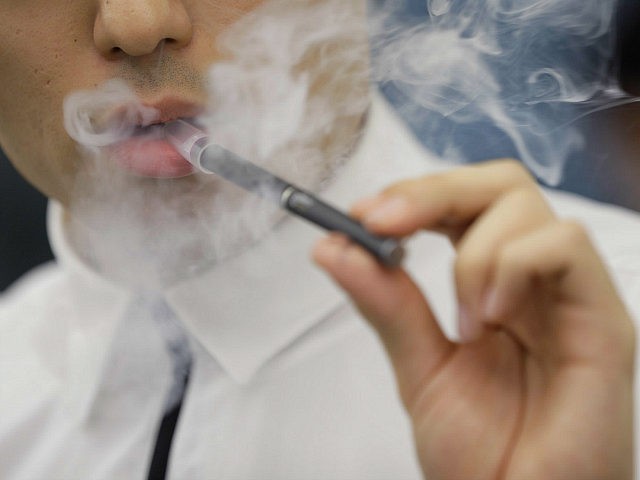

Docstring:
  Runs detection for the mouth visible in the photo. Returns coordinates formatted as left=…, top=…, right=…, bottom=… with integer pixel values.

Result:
left=106, top=98, right=205, bottom=179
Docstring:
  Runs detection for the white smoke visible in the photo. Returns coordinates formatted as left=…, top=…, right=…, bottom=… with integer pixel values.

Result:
left=64, top=79, right=160, bottom=151
left=201, top=0, right=369, bottom=186
left=58, top=0, right=634, bottom=416
left=62, top=0, right=369, bottom=288
left=370, top=0, right=632, bottom=185
left=61, top=0, right=633, bottom=286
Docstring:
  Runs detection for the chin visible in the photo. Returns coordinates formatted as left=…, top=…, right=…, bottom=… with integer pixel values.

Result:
left=67, top=167, right=285, bottom=288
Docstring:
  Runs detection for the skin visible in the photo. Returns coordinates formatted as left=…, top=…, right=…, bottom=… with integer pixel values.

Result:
left=0, top=0, right=369, bottom=277
left=0, top=0, right=262, bottom=204
left=0, top=0, right=635, bottom=477
left=314, top=159, right=635, bottom=479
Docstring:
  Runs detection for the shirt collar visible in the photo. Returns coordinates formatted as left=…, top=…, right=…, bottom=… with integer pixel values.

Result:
left=163, top=91, right=443, bottom=383
left=49, top=91, right=443, bottom=395
left=47, top=202, right=136, bottom=420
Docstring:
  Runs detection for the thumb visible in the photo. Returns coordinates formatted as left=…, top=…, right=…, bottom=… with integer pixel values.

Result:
left=313, top=234, right=453, bottom=409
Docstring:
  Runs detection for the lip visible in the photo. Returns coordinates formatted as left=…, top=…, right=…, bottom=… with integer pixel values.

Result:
left=107, top=97, right=205, bottom=178
left=144, top=97, right=204, bottom=125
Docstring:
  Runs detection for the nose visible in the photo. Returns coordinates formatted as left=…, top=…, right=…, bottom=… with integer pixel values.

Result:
left=94, top=0, right=193, bottom=57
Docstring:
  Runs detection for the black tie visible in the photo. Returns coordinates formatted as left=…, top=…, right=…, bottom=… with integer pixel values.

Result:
left=147, top=367, right=190, bottom=480
left=146, top=297, right=193, bottom=480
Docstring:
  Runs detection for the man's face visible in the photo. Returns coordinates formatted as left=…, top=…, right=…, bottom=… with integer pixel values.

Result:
left=0, top=0, right=263, bottom=204
left=0, top=0, right=369, bottom=283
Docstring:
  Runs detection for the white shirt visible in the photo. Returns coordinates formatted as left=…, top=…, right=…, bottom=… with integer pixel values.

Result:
left=2, top=93, right=640, bottom=480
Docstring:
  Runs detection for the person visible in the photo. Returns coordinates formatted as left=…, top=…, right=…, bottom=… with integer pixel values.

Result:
left=0, top=1, right=636, bottom=479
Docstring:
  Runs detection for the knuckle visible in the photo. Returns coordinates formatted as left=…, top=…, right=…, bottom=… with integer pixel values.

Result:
left=556, top=219, right=591, bottom=245
left=454, top=248, right=488, bottom=284
left=381, top=175, right=431, bottom=198
left=508, top=185, right=552, bottom=217
left=494, top=159, right=535, bottom=186
left=509, top=185, right=540, bottom=204
left=496, top=242, right=526, bottom=274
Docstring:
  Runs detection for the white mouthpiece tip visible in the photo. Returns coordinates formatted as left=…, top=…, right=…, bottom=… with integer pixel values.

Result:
left=164, top=120, right=208, bottom=168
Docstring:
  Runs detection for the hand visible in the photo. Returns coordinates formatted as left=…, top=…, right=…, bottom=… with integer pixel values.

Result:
left=313, top=160, right=635, bottom=479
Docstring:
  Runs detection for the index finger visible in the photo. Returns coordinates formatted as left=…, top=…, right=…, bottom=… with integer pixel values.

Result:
left=353, top=159, right=539, bottom=238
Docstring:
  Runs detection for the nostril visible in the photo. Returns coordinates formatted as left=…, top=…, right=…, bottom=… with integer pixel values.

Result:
left=93, top=1, right=193, bottom=58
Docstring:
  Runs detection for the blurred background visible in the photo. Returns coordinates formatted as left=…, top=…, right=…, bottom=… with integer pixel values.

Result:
left=1, top=0, right=639, bottom=292
left=0, top=152, right=52, bottom=291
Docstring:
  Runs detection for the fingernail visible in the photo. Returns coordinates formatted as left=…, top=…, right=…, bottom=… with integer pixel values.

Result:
left=458, top=306, right=481, bottom=343
left=364, top=196, right=410, bottom=227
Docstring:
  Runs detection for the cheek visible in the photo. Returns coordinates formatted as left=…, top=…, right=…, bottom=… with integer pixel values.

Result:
left=0, top=11, right=98, bottom=202
left=0, top=51, right=80, bottom=202
left=190, top=0, right=265, bottom=23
